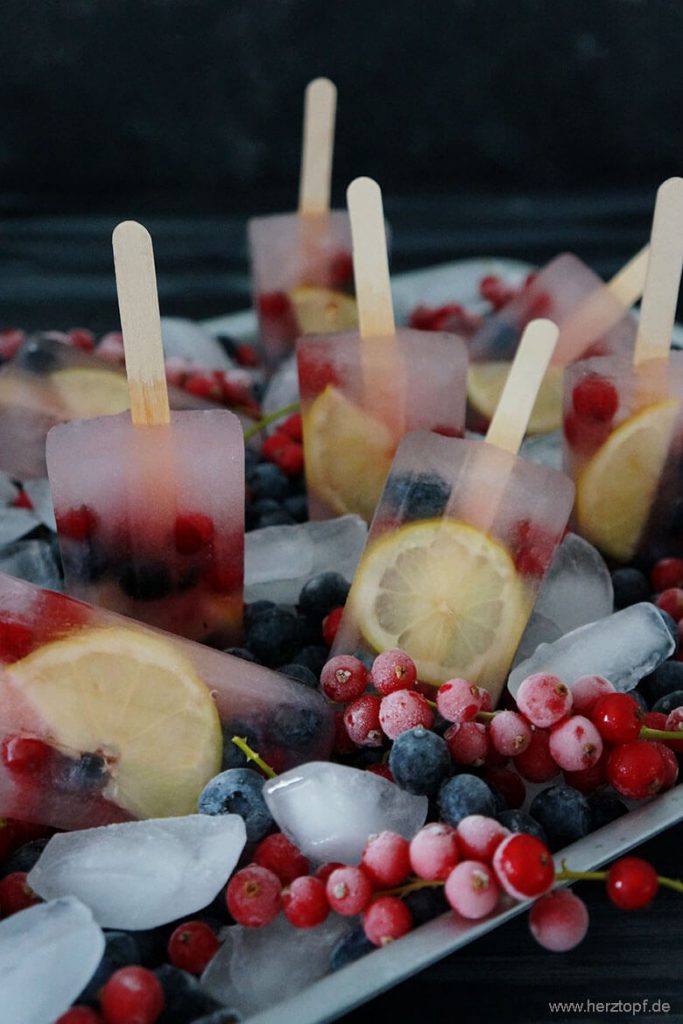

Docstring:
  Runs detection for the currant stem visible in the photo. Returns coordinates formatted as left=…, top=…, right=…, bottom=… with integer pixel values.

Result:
left=640, top=725, right=683, bottom=742
left=382, top=878, right=445, bottom=899
left=230, top=736, right=277, bottom=779
left=243, top=400, right=301, bottom=441
left=555, top=860, right=683, bottom=894
left=476, top=711, right=496, bottom=722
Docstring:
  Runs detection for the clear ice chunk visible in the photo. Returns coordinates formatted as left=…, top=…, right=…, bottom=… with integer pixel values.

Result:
left=508, top=603, right=675, bottom=698
left=519, top=430, right=563, bottom=472
left=264, top=762, right=428, bottom=864
left=201, top=913, right=351, bottom=1017
left=245, top=515, right=367, bottom=605
left=23, top=479, right=57, bottom=532
left=161, top=317, right=235, bottom=370
left=0, top=540, right=62, bottom=590
left=0, top=507, right=40, bottom=546
left=0, top=896, right=104, bottom=1024
left=0, top=472, right=19, bottom=504
left=513, top=533, right=613, bottom=665
left=261, top=354, right=299, bottom=426
left=28, top=815, right=246, bottom=930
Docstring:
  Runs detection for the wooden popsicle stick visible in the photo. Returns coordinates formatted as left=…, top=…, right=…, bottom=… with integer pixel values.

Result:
left=606, top=243, right=649, bottom=307
left=112, top=221, right=170, bottom=427
left=347, top=177, right=395, bottom=338
left=485, top=319, right=559, bottom=454
left=633, top=177, right=683, bottom=366
left=298, top=78, right=337, bottom=218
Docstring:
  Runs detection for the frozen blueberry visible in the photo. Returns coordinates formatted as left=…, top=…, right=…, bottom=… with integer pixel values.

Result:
left=249, top=463, right=290, bottom=502
left=329, top=926, right=375, bottom=972
left=220, top=723, right=260, bottom=770
left=270, top=704, right=324, bottom=752
left=54, top=752, right=107, bottom=795
left=587, top=790, right=628, bottom=832
left=154, top=965, right=221, bottom=1024
left=383, top=471, right=451, bottom=520
left=16, top=337, right=60, bottom=375
left=389, top=726, right=451, bottom=797
left=278, top=663, right=319, bottom=689
left=199, top=768, right=273, bottom=843
left=289, top=646, right=330, bottom=678
left=119, top=562, right=174, bottom=601
left=643, top=661, right=683, bottom=703
left=404, top=886, right=449, bottom=925
left=611, top=568, right=650, bottom=609
left=298, top=572, right=350, bottom=623
left=438, top=774, right=496, bottom=827
left=529, top=785, right=590, bottom=852
left=629, top=689, right=649, bottom=712
left=257, top=507, right=296, bottom=528
left=245, top=606, right=302, bottom=667
left=497, top=809, right=548, bottom=846
left=0, top=838, right=50, bottom=878
left=284, top=494, right=308, bottom=522
left=652, top=689, right=683, bottom=715
left=79, top=930, right=141, bottom=1004
left=223, top=647, right=258, bottom=664
left=243, top=601, right=276, bottom=631
left=244, top=446, right=259, bottom=479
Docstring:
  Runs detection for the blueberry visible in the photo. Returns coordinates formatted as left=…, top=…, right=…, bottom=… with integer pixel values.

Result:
left=245, top=606, right=302, bottom=666
left=480, top=320, right=519, bottom=359
left=215, top=334, right=238, bottom=358
left=278, top=663, right=319, bottom=689
left=629, top=689, right=649, bottom=712
left=269, top=704, right=324, bottom=752
left=154, top=965, right=222, bottom=1024
left=79, top=930, right=141, bottom=1004
left=245, top=498, right=282, bottom=531
left=54, top=752, right=107, bottom=794
left=389, top=726, right=451, bottom=797
left=652, top=689, right=683, bottom=714
left=244, top=447, right=259, bottom=479
left=16, top=337, right=60, bottom=375
left=642, top=661, right=683, bottom=703
left=438, top=774, right=496, bottom=827
left=243, top=601, right=276, bottom=631
left=611, top=568, right=650, bottom=609
left=133, top=926, right=174, bottom=967
left=403, top=886, right=449, bottom=925
left=249, top=463, right=290, bottom=502
left=198, top=768, right=273, bottom=843
left=220, top=723, right=260, bottom=770
left=284, top=494, right=308, bottom=522
left=383, top=471, right=451, bottom=520
left=497, top=809, right=548, bottom=846
left=119, top=562, right=174, bottom=601
left=289, top=645, right=330, bottom=678
left=529, top=785, right=590, bottom=852
left=0, top=838, right=50, bottom=878
left=329, top=926, right=375, bottom=972
left=587, top=790, right=628, bottom=832
left=257, top=508, right=296, bottom=528
left=68, top=543, right=110, bottom=584
left=298, top=572, right=350, bottom=623
left=223, top=647, right=258, bottom=663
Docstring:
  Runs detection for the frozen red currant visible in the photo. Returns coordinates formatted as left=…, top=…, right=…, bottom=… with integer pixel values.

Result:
left=253, top=832, right=310, bottom=884
left=379, top=690, right=433, bottom=740
left=344, top=694, right=383, bottom=747
left=167, top=920, right=219, bottom=975
left=571, top=374, right=619, bottom=422
left=489, top=710, right=532, bottom=756
left=226, top=864, right=282, bottom=927
left=516, top=673, right=573, bottom=728
left=320, top=655, right=369, bottom=703
left=606, top=857, right=659, bottom=910
left=362, top=896, right=413, bottom=946
left=282, top=875, right=329, bottom=928
left=549, top=715, right=603, bottom=772
left=444, top=721, right=489, bottom=766
left=492, top=834, right=555, bottom=900
left=409, top=823, right=460, bottom=881
left=361, top=831, right=411, bottom=887
left=436, top=678, right=482, bottom=723
left=529, top=889, right=589, bottom=951
left=325, top=865, right=374, bottom=916
left=445, top=860, right=500, bottom=919
left=371, top=649, right=417, bottom=696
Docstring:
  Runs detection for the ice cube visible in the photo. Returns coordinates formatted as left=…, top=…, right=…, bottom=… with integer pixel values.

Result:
left=201, top=913, right=351, bottom=1017
left=0, top=471, right=19, bottom=504
left=0, top=897, right=104, bottom=1024
left=23, top=479, right=57, bottom=532
left=245, top=515, right=367, bottom=605
left=161, top=317, right=235, bottom=371
left=508, top=603, right=675, bottom=698
left=261, top=354, right=299, bottom=428
left=519, top=430, right=563, bottom=472
left=0, top=540, right=62, bottom=590
left=513, top=533, right=613, bottom=665
left=264, top=762, right=428, bottom=864
left=0, top=507, right=40, bottom=546
left=28, top=815, right=246, bottom=930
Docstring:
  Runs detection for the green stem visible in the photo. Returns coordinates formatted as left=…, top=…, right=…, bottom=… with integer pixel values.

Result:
left=243, top=400, right=301, bottom=441
left=640, top=726, right=683, bottom=742
left=476, top=711, right=496, bottom=722
left=382, top=878, right=445, bottom=899
left=555, top=859, right=683, bottom=894
left=230, top=736, right=277, bottom=779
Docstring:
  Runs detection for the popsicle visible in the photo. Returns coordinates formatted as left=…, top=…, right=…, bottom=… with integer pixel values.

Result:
left=0, top=335, right=220, bottom=481
left=248, top=78, right=357, bottom=371
left=0, top=573, right=333, bottom=831
left=466, top=247, right=649, bottom=435
left=564, top=177, right=683, bottom=565
left=47, top=222, right=245, bottom=646
left=331, top=320, right=575, bottom=702
left=297, top=177, right=468, bottom=523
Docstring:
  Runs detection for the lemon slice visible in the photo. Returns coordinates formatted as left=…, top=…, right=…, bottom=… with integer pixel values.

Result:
left=350, top=519, right=529, bottom=688
left=303, top=385, right=395, bottom=521
left=48, top=367, right=131, bottom=418
left=7, top=627, right=222, bottom=819
left=290, top=286, right=358, bottom=335
left=468, top=362, right=563, bottom=434
left=576, top=399, right=680, bottom=562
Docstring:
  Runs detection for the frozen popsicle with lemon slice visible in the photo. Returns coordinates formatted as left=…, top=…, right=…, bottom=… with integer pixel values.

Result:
left=297, top=177, right=467, bottom=523
left=331, top=320, right=575, bottom=703
left=248, top=78, right=358, bottom=371
left=0, top=573, right=333, bottom=830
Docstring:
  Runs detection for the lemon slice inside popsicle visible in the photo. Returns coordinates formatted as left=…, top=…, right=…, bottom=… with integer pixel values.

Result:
left=576, top=399, right=680, bottom=562
left=289, top=286, right=358, bottom=334
left=468, top=362, right=563, bottom=434
left=8, top=627, right=223, bottom=820
left=351, top=519, right=529, bottom=688
left=50, top=367, right=131, bottom=418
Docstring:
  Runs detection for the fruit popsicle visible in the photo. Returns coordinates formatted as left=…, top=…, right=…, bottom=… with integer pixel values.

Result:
left=248, top=78, right=357, bottom=371
left=0, top=335, right=219, bottom=481
left=0, top=573, right=333, bottom=831
left=332, top=320, right=575, bottom=703
left=466, top=247, right=648, bottom=435
left=297, top=177, right=468, bottom=523
left=47, top=222, right=245, bottom=646
left=564, top=177, right=683, bottom=565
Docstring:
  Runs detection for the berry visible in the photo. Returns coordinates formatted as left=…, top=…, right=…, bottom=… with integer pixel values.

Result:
left=1, top=735, right=52, bottom=774
left=403, top=886, right=450, bottom=925
left=362, top=896, right=413, bottom=946
left=282, top=875, right=329, bottom=928
left=607, top=856, right=659, bottom=910
left=245, top=606, right=302, bottom=667
left=590, top=692, right=642, bottom=744
left=664, top=706, right=683, bottom=735
left=366, top=762, right=394, bottom=781
left=0, top=871, right=41, bottom=916
left=329, top=925, right=375, bottom=971
left=570, top=675, right=616, bottom=715
left=587, top=790, right=628, bottom=831
left=0, top=620, right=34, bottom=662
left=371, top=650, right=417, bottom=695
left=278, top=663, right=318, bottom=689
left=529, top=785, right=591, bottom=851
left=438, top=774, right=497, bottom=828
left=492, top=833, right=555, bottom=900
left=444, top=721, right=489, bottom=766
left=119, top=563, right=174, bottom=602
left=652, top=689, right=683, bottom=715
left=298, top=572, right=350, bottom=623
left=379, top=690, right=433, bottom=740
left=152, top=964, right=218, bottom=1021
left=489, top=711, right=532, bottom=756
left=270, top=703, right=325, bottom=753
left=650, top=742, right=679, bottom=789
left=249, top=462, right=290, bottom=502
left=445, top=860, right=500, bottom=919
left=563, top=408, right=611, bottom=455
left=325, top=866, right=374, bottom=916
left=226, top=864, right=282, bottom=927
left=548, top=716, right=603, bottom=771
left=99, top=966, right=164, bottom=1024
left=656, top=588, right=683, bottom=622
left=253, top=832, right=309, bottom=884
left=361, top=832, right=411, bottom=887
left=563, top=750, right=608, bottom=794
left=167, top=921, right=219, bottom=975
left=606, top=740, right=667, bottom=799
left=322, top=607, right=344, bottom=647
left=383, top=471, right=451, bottom=520
left=314, top=862, right=344, bottom=885
left=344, top=694, right=383, bottom=747
left=198, top=768, right=273, bottom=843
left=258, top=291, right=292, bottom=318
left=56, top=1009, right=104, bottom=1024
left=56, top=505, right=98, bottom=541
left=529, top=889, right=589, bottom=952
left=320, top=655, right=368, bottom=703
left=388, top=726, right=451, bottom=796
left=513, top=727, right=559, bottom=782
left=456, top=815, right=509, bottom=863
left=329, top=250, right=354, bottom=287
left=484, top=767, right=526, bottom=809
left=516, top=673, right=573, bottom=727
left=497, top=810, right=547, bottom=846
left=651, top=557, right=683, bottom=592
left=436, top=678, right=482, bottom=723
left=276, top=442, right=305, bottom=478
left=173, top=512, right=214, bottom=555
left=571, top=373, right=619, bottom=422
left=409, top=823, right=460, bottom=880
left=611, top=568, right=650, bottom=609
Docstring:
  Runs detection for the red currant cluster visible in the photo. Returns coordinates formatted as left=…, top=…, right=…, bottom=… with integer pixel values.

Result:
left=260, top=412, right=305, bottom=478
left=564, top=372, right=620, bottom=454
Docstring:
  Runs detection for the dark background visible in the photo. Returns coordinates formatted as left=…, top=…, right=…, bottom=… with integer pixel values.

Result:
left=1, top=4, right=683, bottom=1021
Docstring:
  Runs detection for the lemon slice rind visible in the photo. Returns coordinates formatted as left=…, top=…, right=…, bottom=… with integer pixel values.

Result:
left=468, top=362, right=563, bottom=434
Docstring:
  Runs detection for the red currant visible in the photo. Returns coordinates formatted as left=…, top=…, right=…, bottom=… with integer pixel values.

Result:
left=173, top=512, right=214, bottom=555
left=529, top=889, right=589, bottom=951
left=606, top=741, right=667, bottom=799
left=445, top=859, right=500, bottom=919
left=378, top=690, right=433, bottom=740
left=0, top=871, right=42, bottom=916
left=436, top=678, right=482, bottom=723
left=444, top=721, right=489, bottom=766
left=362, top=896, right=413, bottom=946
left=516, top=673, right=573, bottom=728
left=456, top=815, right=509, bottom=863
left=322, top=607, right=344, bottom=646
left=651, top=557, right=683, bottom=592
left=571, top=374, right=619, bottom=422
left=167, top=920, right=219, bottom=975
left=570, top=675, right=615, bottom=715
left=1, top=735, right=52, bottom=774
left=253, top=832, right=309, bottom=885
left=344, top=695, right=383, bottom=747
left=371, top=649, right=417, bottom=696
left=607, top=856, right=659, bottom=910
left=282, top=875, right=329, bottom=928
left=489, top=711, right=532, bottom=756
left=656, top=588, right=683, bottom=622
left=325, top=866, right=374, bottom=916
left=492, top=834, right=555, bottom=900
left=514, top=727, right=559, bottom=782
left=548, top=715, right=603, bottom=771
left=321, top=656, right=368, bottom=703
left=361, top=831, right=411, bottom=887
left=99, top=966, right=164, bottom=1024
left=226, top=864, right=282, bottom=927
left=409, top=823, right=460, bottom=881
left=56, top=506, right=98, bottom=542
